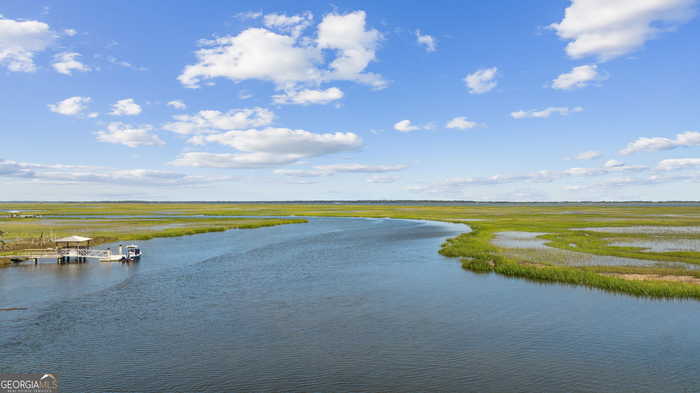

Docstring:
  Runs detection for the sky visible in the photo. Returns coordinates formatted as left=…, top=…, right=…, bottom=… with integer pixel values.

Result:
left=1, top=0, right=699, bottom=201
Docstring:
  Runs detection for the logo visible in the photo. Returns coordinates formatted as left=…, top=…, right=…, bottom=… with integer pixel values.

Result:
left=0, top=374, right=58, bottom=393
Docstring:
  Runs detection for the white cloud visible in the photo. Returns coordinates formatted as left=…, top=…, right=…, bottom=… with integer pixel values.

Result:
left=551, top=64, right=600, bottom=89
left=416, top=30, right=436, bottom=52
left=0, top=17, right=55, bottom=72
left=394, top=119, right=421, bottom=132
left=203, top=128, right=362, bottom=155
left=446, top=116, right=478, bottom=130
left=163, top=107, right=274, bottom=135
left=317, top=11, right=385, bottom=88
left=263, top=12, right=313, bottom=38
left=464, top=67, right=498, bottom=94
left=95, top=122, right=165, bottom=148
left=620, top=131, right=700, bottom=154
left=235, top=11, right=262, bottom=20
left=101, top=55, right=147, bottom=71
left=562, top=164, right=646, bottom=176
left=410, top=162, right=649, bottom=194
left=179, top=11, right=385, bottom=91
left=52, top=52, right=90, bottom=75
left=48, top=96, right=91, bottom=116
left=0, top=159, right=229, bottom=187
left=170, top=152, right=302, bottom=169
left=275, top=163, right=406, bottom=177
left=167, top=100, right=186, bottom=110
left=511, top=106, right=583, bottom=119
left=550, top=0, right=697, bottom=61
left=574, top=150, right=602, bottom=160
left=63, top=28, right=77, bottom=36
left=273, top=168, right=332, bottom=177
left=565, top=174, right=695, bottom=191
left=657, top=158, right=700, bottom=171
left=179, top=28, right=321, bottom=88
left=604, top=159, right=624, bottom=167
left=172, top=127, right=363, bottom=168
left=272, top=87, right=343, bottom=105
left=315, top=163, right=406, bottom=173
left=110, top=98, right=142, bottom=116
left=367, top=175, right=399, bottom=183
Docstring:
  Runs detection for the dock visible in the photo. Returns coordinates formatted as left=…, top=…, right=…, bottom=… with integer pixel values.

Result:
left=4, top=236, right=126, bottom=264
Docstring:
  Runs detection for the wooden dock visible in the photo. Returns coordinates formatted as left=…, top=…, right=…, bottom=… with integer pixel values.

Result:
left=6, top=248, right=114, bottom=263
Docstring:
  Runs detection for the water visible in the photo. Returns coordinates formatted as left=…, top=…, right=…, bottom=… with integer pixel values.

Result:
left=492, top=231, right=549, bottom=249
left=492, top=231, right=700, bottom=270
left=611, top=239, right=700, bottom=252
left=2, top=217, right=700, bottom=393
left=577, top=226, right=700, bottom=234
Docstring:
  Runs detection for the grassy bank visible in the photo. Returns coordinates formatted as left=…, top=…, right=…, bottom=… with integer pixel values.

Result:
left=2, top=202, right=700, bottom=299
left=0, top=215, right=306, bottom=258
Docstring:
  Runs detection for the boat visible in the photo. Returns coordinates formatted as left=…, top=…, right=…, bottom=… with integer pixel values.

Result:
left=100, top=254, right=126, bottom=262
left=125, top=245, right=142, bottom=262
left=98, top=244, right=142, bottom=262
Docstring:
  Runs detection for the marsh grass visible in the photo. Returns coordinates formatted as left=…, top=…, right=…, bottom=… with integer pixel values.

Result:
left=4, top=202, right=700, bottom=299
left=0, top=216, right=306, bottom=254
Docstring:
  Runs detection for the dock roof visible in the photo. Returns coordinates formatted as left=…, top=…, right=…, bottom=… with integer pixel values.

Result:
left=55, top=236, right=93, bottom=243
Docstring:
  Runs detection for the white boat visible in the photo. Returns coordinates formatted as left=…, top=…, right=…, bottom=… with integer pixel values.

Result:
left=125, top=245, right=142, bottom=261
left=99, top=244, right=142, bottom=262
left=100, top=254, right=126, bottom=262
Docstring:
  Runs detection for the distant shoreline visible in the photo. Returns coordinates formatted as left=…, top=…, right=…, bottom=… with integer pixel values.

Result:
left=2, top=200, right=700, bottom=206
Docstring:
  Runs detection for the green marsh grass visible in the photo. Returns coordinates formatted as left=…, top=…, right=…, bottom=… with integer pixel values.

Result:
left=3, top=202, right=700, bottom=299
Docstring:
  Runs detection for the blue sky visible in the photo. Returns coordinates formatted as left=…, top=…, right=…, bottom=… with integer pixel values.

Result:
left=1, top=0, right=699, bottom=201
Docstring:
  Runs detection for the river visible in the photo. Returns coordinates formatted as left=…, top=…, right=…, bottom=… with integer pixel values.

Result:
left=1, top=217, right=699, bottom=392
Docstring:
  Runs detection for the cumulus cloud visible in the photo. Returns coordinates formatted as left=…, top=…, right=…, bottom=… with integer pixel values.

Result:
left=446, top=116, right=478, bottom=130
left=110, top=98, right=142, bottom=116
left=573, top=150, right=602, bottom=160
left=415, top=30, right=436, bottom=52
left=550, top=0, right=697, bottom=61
left=172, top=128, right=363, bottom=168
left=52, top=52, right=90, bottom=75
left=95, top=122, right=165, bottom=147
left=167, top=100, right=186, bottom=110
left=464, top=67, right=498, bottom=94
left=656, top=158, right=700, bottom=171
left=63, top=28, right=77, bottom=36
left=48, top=96, right=91, bottom=116
left=178, top=10, right=385, bottom=91
left=620, top=131, right=700, bottom=154
left=163, top=107, right=274, bottom=135
left=551, top=64, right=601, bottom=89
left=0, top=17, right=55, bottom=72
left=394, top=119, right=422, bottom=132
left=202, top=128, right=361, bottom=155
left=511, top=106, right=583, bottom=119
left=272, top=87, right=343, bottom=105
